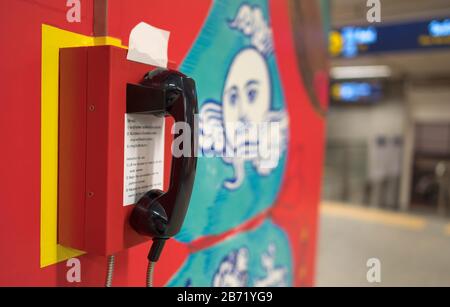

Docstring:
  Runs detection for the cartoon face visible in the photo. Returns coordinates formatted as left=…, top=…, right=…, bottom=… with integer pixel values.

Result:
left=222, top=48, right=271, bottom=149
left=197, top=3, right=288, bottom=191
left=212, top=248, right=249, bottom=287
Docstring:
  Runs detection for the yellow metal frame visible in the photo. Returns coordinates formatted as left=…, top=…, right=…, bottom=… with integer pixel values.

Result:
left=40, top=24, right=127, bottom=267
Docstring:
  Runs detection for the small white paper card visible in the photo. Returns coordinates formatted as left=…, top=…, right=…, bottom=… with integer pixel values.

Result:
left=123, top=114, right=165, bottom=206
left=127, top=22, right=170, bottom=68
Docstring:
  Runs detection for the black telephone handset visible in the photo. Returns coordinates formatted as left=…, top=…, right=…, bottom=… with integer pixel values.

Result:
left=127, top=68, right=198, bottom=261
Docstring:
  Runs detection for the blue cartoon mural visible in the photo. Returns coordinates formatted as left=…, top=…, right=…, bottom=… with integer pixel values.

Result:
left=169, top=0, right=292, bottom=286
left=212, top=243, right=290, bottom=287
left=213, top=247, right=249, bottom=287
left=199, top=4, right=288, bottom=190
left=177, top=0, right=289, bottom=239
left=168, top=220, right=292, bottom=287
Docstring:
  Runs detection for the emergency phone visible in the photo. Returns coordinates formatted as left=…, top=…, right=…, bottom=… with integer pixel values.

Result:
left=58, top=45, right=198, bottom=286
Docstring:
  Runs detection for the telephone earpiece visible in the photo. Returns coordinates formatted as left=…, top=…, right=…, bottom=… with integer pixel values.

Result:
left=130, top=190, right=168, bottom=238
left=127, top=68, right=198, bottom=262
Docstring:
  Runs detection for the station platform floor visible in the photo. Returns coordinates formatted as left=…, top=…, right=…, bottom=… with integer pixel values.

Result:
left=316, top=202, right=450, bottom=286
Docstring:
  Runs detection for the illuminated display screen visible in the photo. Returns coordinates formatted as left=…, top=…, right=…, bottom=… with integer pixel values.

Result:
left=330, top=26, right=378, bottom=58
left=331, top=81, right=382, bottom=104
left=330, top=18, right=450, bottom=58
left=429, top=19, right=450, bottom=37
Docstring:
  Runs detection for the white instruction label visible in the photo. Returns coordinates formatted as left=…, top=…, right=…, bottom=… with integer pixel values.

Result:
left=123, top=114, right=165, bottom=206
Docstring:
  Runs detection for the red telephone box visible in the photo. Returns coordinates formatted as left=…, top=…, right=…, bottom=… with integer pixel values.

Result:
left=58, top=46, right=155, bottom=254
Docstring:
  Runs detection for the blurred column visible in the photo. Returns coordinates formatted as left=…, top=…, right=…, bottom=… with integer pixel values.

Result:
left=368, top=136, right=389, bottom=208
left=385, top=136, right=403, bottom=209
left=399, top=97, right=415, bottom=212
left=436, top=161, right=450, bottom=216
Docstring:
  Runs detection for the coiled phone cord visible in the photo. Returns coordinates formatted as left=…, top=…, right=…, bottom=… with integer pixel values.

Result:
left=105, top=254, right=115, bottom=287
left=145, top=238, right=166, bottom=287
left=146, top=261, right=155, bottom=287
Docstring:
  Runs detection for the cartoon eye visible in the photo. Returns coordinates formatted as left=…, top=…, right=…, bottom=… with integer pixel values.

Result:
left=245, top=80, right=259, bottom=103
left=227, top=86, right=239, bottom=106
left=247, top=88, right=258, bottom=103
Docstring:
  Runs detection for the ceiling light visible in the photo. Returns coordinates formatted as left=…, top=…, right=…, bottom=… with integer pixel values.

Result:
left=330, top=65, right=392, bottom=80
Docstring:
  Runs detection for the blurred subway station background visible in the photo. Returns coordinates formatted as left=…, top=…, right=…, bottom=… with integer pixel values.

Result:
left=318, top=0, right=450, bottom=286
